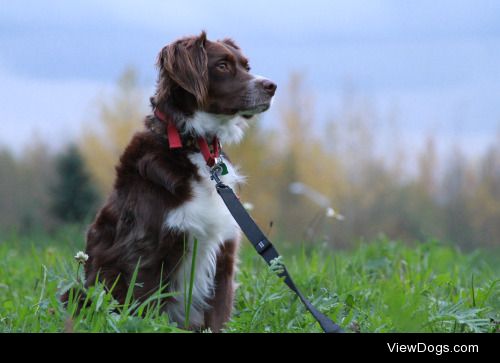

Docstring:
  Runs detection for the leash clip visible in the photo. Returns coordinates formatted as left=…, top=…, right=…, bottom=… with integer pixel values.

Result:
left=210, top=165, right=223, bottom=184
left=210, top=159, right=226, bottom=187
left=210, top=155, right=229, bottom=185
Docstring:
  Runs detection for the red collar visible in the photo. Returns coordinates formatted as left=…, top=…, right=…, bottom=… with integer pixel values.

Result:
left=197, top=136, right=220, bottom=167
left=154, top=109, right=183, bottom=149
left=154, top=109, right=220, bottom=167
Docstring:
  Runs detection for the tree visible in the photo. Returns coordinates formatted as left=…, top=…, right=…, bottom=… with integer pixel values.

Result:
left=440, top=147, right=475, bottom=247
left=80, top=68, right=145, bottom=194
left=0, top=140, right=57, bottom=233
left=50, top=145, right=100, bottom=223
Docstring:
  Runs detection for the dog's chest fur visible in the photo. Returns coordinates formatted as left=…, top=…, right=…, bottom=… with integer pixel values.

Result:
left=164, top=152, right=243, bottom=327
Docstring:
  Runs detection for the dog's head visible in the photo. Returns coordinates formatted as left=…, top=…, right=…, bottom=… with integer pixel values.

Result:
left=154, top=31, right=276, bottom=122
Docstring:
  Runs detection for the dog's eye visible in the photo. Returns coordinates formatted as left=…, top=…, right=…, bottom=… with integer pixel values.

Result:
left=216, top=62, right=229, bottom=72
left=245, top=65, right=251, bottom=72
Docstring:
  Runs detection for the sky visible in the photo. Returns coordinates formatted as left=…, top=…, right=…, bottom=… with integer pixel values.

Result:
left=1, top=0, right=500, bottom=158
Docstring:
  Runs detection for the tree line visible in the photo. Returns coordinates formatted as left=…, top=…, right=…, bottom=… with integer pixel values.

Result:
left=1, top=70, right=498, bottom=249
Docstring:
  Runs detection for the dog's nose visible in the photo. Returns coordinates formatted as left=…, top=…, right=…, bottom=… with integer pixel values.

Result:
left=260, top=79, right=277, bottom=96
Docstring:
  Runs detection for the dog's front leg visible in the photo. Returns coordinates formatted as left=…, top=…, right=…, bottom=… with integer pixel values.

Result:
left=137, top=153, right=182, bottom=194
left=204, top=239, right=239, bottom=332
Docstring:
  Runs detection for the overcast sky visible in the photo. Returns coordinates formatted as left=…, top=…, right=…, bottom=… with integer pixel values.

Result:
left=1, top=0, right=500, bottom=157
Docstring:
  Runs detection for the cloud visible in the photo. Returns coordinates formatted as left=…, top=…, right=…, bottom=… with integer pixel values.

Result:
left=0, top=65, right=121, bottom=154
left=1, top=0, right=499, bottom=156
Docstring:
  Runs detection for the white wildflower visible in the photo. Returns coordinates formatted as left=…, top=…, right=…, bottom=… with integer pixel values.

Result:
left=74, top=251, right=89, bottom=264
left=326, top=207, right=344, bottom=220
left=243, top=202, right=254, bottom=211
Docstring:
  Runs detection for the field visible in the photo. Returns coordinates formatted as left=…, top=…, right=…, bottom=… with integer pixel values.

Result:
left=0, top=226, right=498, bottom=333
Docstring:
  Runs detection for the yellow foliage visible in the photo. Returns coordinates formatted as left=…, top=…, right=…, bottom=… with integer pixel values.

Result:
left=79, top=68, right=146, bottom=194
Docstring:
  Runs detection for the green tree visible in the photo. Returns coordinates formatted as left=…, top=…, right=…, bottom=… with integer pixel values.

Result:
left=50, top=145, right=100, bottom=223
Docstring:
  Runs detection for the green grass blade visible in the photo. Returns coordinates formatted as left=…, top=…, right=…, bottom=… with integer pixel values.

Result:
left=185, top=237, right=198, bottom=329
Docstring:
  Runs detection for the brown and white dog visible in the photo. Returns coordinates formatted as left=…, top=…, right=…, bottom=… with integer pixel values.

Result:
left=69, top=32, right=276, bottom=331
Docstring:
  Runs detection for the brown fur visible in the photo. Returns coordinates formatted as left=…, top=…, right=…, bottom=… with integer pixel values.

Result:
left=155, top=31, right=208, bottom=110
left=61, top=32, right=276, bottom=332
left=204, top=239, right=239, bottom=331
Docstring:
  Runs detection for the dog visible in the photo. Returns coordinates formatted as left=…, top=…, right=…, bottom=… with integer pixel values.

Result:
left=66, top=31, right=276, bottom=332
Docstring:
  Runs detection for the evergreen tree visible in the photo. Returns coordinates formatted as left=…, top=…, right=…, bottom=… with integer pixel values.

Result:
left=50, top=145, right=100, bottom=223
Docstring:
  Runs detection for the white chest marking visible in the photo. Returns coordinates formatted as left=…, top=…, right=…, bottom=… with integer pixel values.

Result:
left=164, top=153, right=244, bottom=328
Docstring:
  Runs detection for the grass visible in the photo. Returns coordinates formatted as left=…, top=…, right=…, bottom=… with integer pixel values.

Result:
left=184, top=237, right=198, bottom=330
left=0, top=226, right=498, bottom=333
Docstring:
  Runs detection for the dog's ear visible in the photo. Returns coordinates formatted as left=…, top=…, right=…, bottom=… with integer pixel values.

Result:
left=157, top=31, right=208, bottom=107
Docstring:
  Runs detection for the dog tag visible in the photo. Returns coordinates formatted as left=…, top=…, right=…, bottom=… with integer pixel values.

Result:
left=211, top=161, right=228, bottom=177
left=219, top=161, right=229, bottom=176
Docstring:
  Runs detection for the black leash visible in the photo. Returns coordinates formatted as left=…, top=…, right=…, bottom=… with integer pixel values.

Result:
left=210, top=164, right=344, bottom=333
left=153, top=109, right=343, bottom=332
